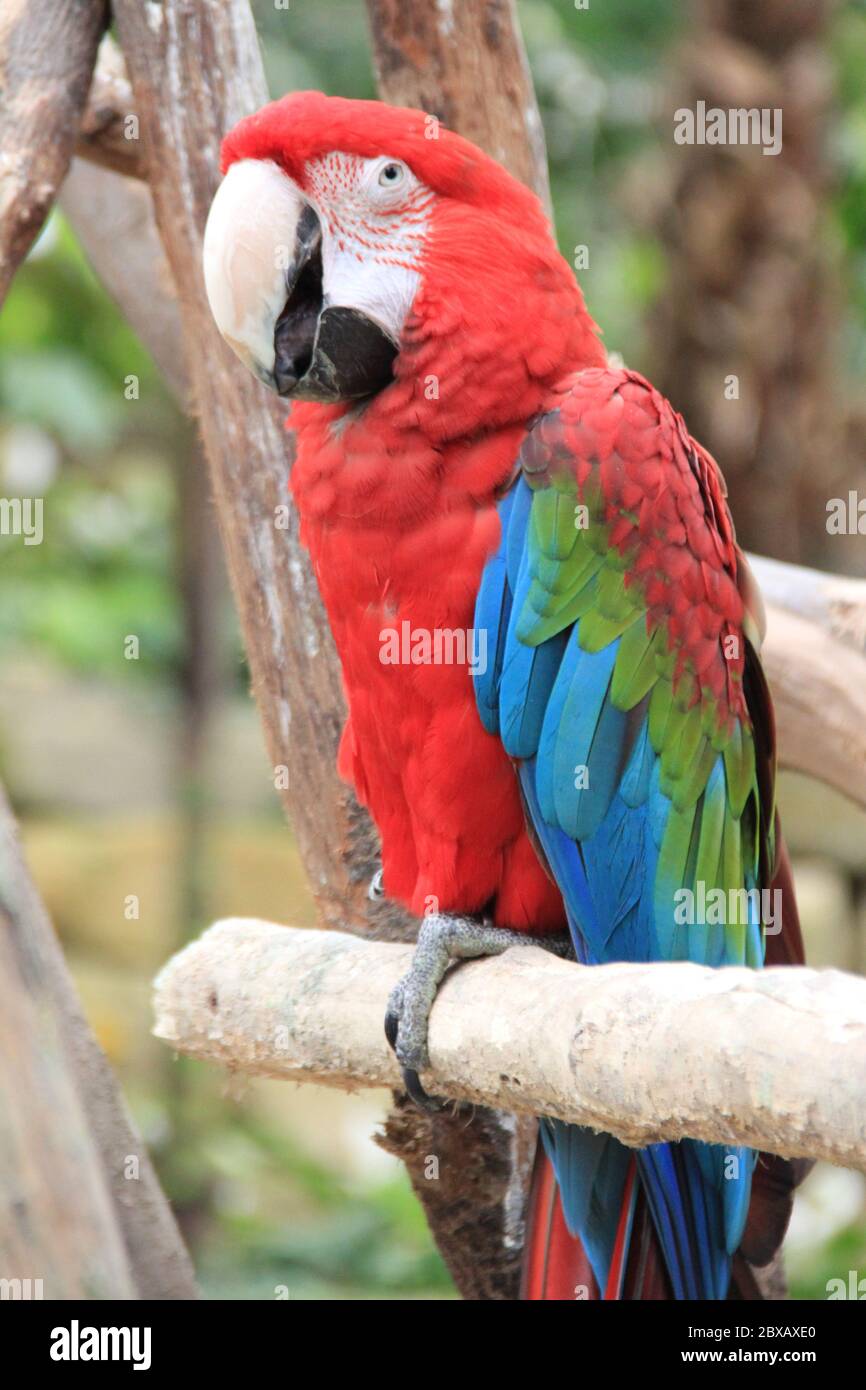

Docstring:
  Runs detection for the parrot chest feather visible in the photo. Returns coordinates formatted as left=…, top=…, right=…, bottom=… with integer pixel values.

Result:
left=289, top=405, right=566, bottom=929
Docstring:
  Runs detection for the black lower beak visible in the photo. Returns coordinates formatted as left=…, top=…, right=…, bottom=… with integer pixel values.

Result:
left=273, top=205, right=322, bottom=395
left=273, top=206, right=397, bottom=403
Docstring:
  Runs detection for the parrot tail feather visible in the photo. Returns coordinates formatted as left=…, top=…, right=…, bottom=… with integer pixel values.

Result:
left=521, top=1146, right=673, bottom=1300
left=603, top=1154, right=638, bottom=1299
left=521, top=1142, right=785, bottom=1300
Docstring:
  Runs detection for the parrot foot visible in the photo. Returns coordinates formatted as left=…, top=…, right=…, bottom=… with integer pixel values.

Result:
left=367, top=868, right=385, bottom=902
left=384, top=913, right=572, bottom=1109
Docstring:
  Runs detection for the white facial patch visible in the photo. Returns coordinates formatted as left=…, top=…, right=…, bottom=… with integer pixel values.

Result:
left=203, top=158, right=307, bottom=386
left=303, top=152, right=433, bottom=344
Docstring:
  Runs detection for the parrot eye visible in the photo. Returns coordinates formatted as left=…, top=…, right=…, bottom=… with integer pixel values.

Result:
left=377, top=161, right=405, bottom=189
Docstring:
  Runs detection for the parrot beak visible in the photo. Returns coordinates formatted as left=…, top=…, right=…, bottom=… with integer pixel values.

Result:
left=202, top=159, right=397, bottom=402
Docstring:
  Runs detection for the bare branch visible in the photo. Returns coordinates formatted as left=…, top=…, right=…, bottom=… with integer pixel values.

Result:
left=752, top=559, right=866, bottom=809
left=0, top=787, right=197, bottom=1299
left=75, top=34, right=146, bottom=182
left=749, top=554, right=866, bottom=656
left=60, top=159, right=189, bottom=402
left=155, top=919, right=866, bottom=1175
left=763, top=607, right=866, bottom=809
left=0, top=0, right=106, bottom=305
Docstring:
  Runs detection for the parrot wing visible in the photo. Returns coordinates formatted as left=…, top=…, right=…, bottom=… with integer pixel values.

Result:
left=474, top=366, right=801, bottom=1299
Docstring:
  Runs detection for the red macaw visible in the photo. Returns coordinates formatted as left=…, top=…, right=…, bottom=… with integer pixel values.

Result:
left=202, top=91, right=805, bottom=1299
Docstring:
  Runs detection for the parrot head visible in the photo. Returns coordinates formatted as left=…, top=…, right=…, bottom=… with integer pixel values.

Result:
left=203, top=91, right=600, bottom=417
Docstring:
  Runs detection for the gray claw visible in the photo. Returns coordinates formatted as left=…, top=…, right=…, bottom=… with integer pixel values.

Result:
left=383, top=913, right=570, bottom=1111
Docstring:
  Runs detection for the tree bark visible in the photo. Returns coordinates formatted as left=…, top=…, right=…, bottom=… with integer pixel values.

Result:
left=60, top=159, right=189, bottom=403
left=0, top=787, right=197, bottom=1299
left=364, top=0, right=551, bottom=214
left=0, top=0, right=107, bottom=305
left=648, top=0, right=843, bottom=566
left=75, top=33, right=146, bottom=182
left=749, top=557, right=866, bottom=809
left=154, top=919, right=866, bottom=1174
left=112, top=0, right=402, bottom=942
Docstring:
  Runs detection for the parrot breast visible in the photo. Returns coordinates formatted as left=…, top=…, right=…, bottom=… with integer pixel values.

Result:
left=288, top=397, right=567, bottom=932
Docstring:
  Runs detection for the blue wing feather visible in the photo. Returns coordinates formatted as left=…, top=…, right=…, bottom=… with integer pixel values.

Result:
left=473, top=477, right=758, bottom=1299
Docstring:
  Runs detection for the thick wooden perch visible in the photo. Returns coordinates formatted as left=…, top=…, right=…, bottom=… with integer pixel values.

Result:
left=155, top=919, right=866, bottom=1174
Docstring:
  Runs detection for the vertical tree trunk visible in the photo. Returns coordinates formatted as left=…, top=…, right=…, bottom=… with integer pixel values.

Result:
left=109, top=0, right=551, bottom=1298
left=649, top=0, right=841, bottom=564
left=365, top=0, right=550, bottom=212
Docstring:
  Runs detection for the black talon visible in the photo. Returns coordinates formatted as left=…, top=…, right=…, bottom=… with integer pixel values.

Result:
left=384, top=1010, right=400, bottom=1051
left=402, top=1066, right=443, bottom=1112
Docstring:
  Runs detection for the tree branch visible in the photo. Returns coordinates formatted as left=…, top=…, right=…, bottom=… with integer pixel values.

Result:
left=750, top=557, right=866, bottom=809
left=154, top=919, right=866, bottom=1174
left=112, top=0, right=402, bottom=941
left=364, top=0, right=551, bottom=214
left=0, top=0, right=106, bottom=305
left=60, top=159, right=189, bottom=402
left=749, top=554, right=866, bottom=656
left=75, top=33, right=146, bottom=182
left=0, top=787, right=197, bottom=1299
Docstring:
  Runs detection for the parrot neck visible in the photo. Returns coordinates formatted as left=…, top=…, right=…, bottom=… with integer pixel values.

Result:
left=390, top=211, right=606, bottom=443
left=288, top=215, right=604, bottom=526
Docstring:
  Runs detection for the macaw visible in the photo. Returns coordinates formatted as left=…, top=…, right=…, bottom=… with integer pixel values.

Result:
left=202, top=91, right=806, bottom=1300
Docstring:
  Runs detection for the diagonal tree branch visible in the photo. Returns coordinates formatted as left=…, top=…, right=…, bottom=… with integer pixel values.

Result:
left=75, top=33, right=147, bottom=182
left=0, top=787, right=197, bottom=1299
left=60, top=158, right=189, bottom=403
left=113, top=0, right=398, bottom=940
left=750, top=556, right=866, bottom=810
left=155, top=919, right=866, bottom=1175
left=0, top=0, right=107, bottom=306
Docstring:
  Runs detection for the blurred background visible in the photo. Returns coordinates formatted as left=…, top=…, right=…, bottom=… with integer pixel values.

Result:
left=1, top=0, right=864, bottom=1299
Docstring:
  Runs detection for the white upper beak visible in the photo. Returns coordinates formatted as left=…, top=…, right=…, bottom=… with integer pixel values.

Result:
left=202, top=158, right=308, bottom=389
